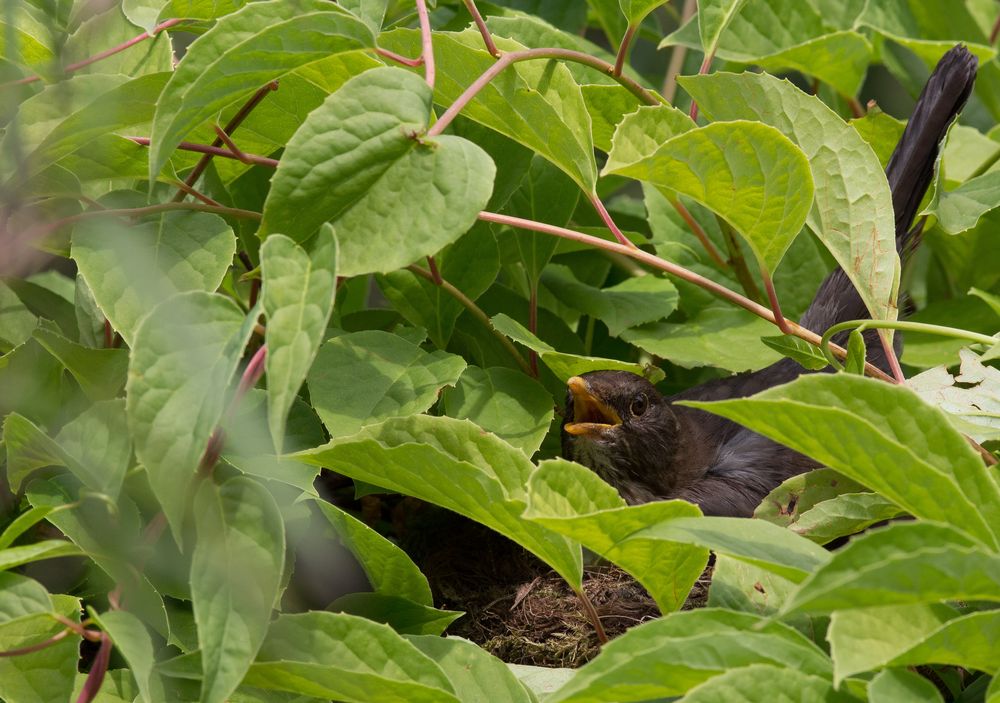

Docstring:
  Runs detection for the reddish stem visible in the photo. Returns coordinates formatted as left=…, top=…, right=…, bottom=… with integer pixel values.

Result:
left=103, top=319, right=113, bottom=349
left=991, top=13, right=1000, bottom=44
left=613, top=24, right=638, bottom=77
left=463, top=0, right=501, bottom=57
left=76, top=632, right=112, bottom=703
left=213, top=124, right=253, bottom=164
left=477, top=210, right=895, bottom=383
left=415, top=0, right=435, bottom=89
left=670, top=199, right=727, bottom=268
left=878, top=330, right=906, bottom=383
left=762, top=269, right=792, bottom=335
left=0, top=628, right=71, bottom=657
left=847, top=96, right=865, bottom=119
left=589, top=194, right=636, bottom=249
left=375, top=47, right=424, bottom=67
left=4, top=18, right=183, bottom=87
left=426, top=255, right=444, bottom=285
left=128, top=136, right=279, bottom=169
left=689, top=52, right=714, bottom=121
left=171, top=81, right=279, bottom=201
left=169, top=179, right=222, bottom=207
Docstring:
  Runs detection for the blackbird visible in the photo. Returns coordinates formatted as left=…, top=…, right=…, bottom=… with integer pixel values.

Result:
left=562, top=45, right=979, bottom=517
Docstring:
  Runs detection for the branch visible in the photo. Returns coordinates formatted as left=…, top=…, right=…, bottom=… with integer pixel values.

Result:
left=613, top=24, right=638, bottom=77
left=4, top=18, right=183, bottom=87
left=127, top=136, right=280, bottom=169
left=589, top=193, right=636, bottom=249
left=761, top=269, right=792, bottom=335
left=407, top=264, right=534, bottom=376
left=427, top=47, right=659, bottom=138
left=462, top=0, right=500, bottom=57
left=478, top=210, right=895, bottom=382
left=415, top=0, right=435, bottom=89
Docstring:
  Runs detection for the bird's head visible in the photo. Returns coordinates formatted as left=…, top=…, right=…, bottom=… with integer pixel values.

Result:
left=561, top=370, right=681, bottom=502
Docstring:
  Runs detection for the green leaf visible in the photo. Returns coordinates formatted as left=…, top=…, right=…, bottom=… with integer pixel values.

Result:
left=0, top=595, right=81, bottom=703
left=545, top=609, right=830, bottom=703
left=881, top=610, right=1000, bottom=675
left=0, top=280, right=37, bottom=352
left=541, top=266, right=679, bottom=337
left=605, top=120, right=813, bottom=274
left=126, top=291, right=256, bottom=539
left=72, top=204, right=236, bottom=346
left=786, top=493, right=905, bottom=545
left=406, top=635, right=533, bottom=703
left=681, top=664, right=855, bottom=703
left=93, top=610, right=165, bottom=703
left=260, top=67, right=494, bottom=275
left=909, top=349, right=1000, bottom=443
left=605, top=104, right=695, bottom=175
left=379, top=29, right=597, bottom=192
left=242, top=612, right=460, bottom=702
left=377, top=223, right=500, bottom=348
left=784, top=521, right=1000, bottom=614
left=491, top=312, right=664, bottom=382
left=330, top=593, right=462, bottom=636
left=681, top=374, right=1000, bottom=548
left=760, top=334, right=829, bottom=370
left=306, top=330, right=466, bottom=439
left=442, top=365, right=554, bottom=456
left=845, top=329, right=867, bottom=375
left=339, top=0, right=387, bottom=32
left=296, top=414, right=583, bottom=588
left=828, top=603, right=959, bottom=683
left=619, top=0, right=665, bottom=26
left=524, top=458, right=709, bottom=613
left=32, top=325, right=128, bottom=401
left=696, top=0, right=749, bottom=59
left=149, top=0, right=373, bottom=178
left=851, top=107, right=906, bottom=168
left=313, top=499, right=433, bottom=606
left=65, top=7, right=171, bottom=76
left=3, top=400, right=131, bottom=498
left=0, top=572, right=52, bottom=621
left=622, top=307, right=781, bottom=373
left=868, top=669, right=944, bottom=703
left=681, top=71, right=899, bottom=321
left=191, top=477, right=285, bottom=703
left=0, top=506, right=67, bottom=550
left=261, top=227, right=338, bottom=453
left=0, top=540, right=82, bottom=571
left=582, top=85, right=644, bottom=153
left=926, top=169, right=1000, bottom=235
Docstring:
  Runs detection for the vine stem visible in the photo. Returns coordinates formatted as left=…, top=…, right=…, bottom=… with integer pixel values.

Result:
left=415, top=0, right=435, bottom=89
left=427, top=47, right=658, bottom=138
left=375, top=47, right=424, bottom=67
left=0, top=628, right=71, bottom=657
left=613, top=24, right=638, bottom=77
left=127, top=136, right=280, bottom=169
left=4, top=18, right=183, bottom=87
left=719, top=219, right=763, bottom=302
left=171, top=81, right=279, bottom=202
left=575, top=587, right=608, bottom=645
left=689, top=52, right=714, bottom=120
left=762, top=269, right=792, bottom=335
left=819, top=320, right=998, bottom=370
left=478, top=210, right=895, bottom=383
left=670, top=198, right=727, bottom=268
left=407, top=264, right=534, bottom=376
left=76, top=632, right=112, bottom=703
left=463, top=0, right=500, bottom=57
left=589, top=193, right=636, bottom=248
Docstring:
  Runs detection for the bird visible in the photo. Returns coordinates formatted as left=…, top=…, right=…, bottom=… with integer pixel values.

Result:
left=562, top=45, right=979, bottom=517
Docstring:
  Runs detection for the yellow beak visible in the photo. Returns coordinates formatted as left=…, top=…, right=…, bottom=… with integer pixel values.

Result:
left=563, top=376, right=622, bottom=437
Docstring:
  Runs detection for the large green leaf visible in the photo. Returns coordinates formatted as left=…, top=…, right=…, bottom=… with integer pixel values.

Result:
left=0, top=595, right=81, bottom=703
left=868, top=668, right=943, bottom=703
left=4, top=400, right=130, bottom=497
left=925, top=170, right=1000, bottom=235
left=545, top=609, right=830, bottom=703
left=330, top=593, right=461, bottom=637
left=32, top=325, right=128, bottom=401
left=0, top=281, right=36, bottom=352
left=605, top=104, right=695, bottom=174
left=540, top=265, right=679, bottom=337
left=242, top=612, right=460, bottom=702
left=682, top=71, right=899, bottom=322
left=261, top=227, right=338, bottom=453
left=406, top=636, right=533, bottom=703
left=148, top=0, right=373, bottom=178
left=192, top=477, right=285, bottom=703
left=0, top=540, right=83, bottom=571
left=491, top=312, right=663, bottom=382
left=682, top=374, right=1000, bottom=548
left=696, top=0, right=749, bottom=60
left=680, top=664, right=856, bottom=702
left=313, top=499, right=432, bottom=606
left=72, top=203, right=236, bottom=346
left=126, top=292, right=256, bottom=538
left=604, top=120, right=814, bottom=274
left=524, top=458, right=708, bottom=613
left=441, top=365, right=554, bottom=456
left=379, top=29, right=598, bottom=192
left=260, top=67, right=495, bottom=275
left=306, top=330, right=466, bottom=439
left=64, top=6, right=171, bottom=76
left=296, top=414, right=582, bottom=588
left=784, top=522, right=1000, bottom=614
left=621, top=307, right=781, bottom=373
left=93, top=609, right=165, bottom=703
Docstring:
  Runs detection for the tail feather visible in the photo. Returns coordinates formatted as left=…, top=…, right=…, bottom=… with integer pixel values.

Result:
left=799, top=45, right=978, bottom=341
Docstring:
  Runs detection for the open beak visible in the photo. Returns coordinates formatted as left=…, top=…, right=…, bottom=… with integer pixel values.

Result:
left=563, top=376, right=622, bottom=437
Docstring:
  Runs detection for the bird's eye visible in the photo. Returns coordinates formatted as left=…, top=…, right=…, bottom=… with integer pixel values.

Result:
left=629, top=393, right=648, bottom=417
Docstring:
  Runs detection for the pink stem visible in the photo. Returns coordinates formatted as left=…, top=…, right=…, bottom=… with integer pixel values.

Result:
left=375, top=47, right=424, bottom=67
left=589, top=194, right=635, bottom=249
left=762, top=269, right=792, bottom=335
left=689, top=52, right=714, bottom=120
left=415, top=0, right=435, bottom=89
left=462, top=0, right=500, bottom=57
left=127, top=136, right=280, bottom=169
left=426, top=255, right=444, bottom=285
left=670, top=198, right=727, bottom=268
left=0, top=628, right=71, bottom=657
left=878, top=330, right=906, bottom=383
left=613, top=24, right=638, bottom=77
left=76, top=633, right=112, bottom=703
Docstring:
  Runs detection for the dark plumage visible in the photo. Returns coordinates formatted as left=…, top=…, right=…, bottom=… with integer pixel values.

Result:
left=562, top=45, right=979, bottom=517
